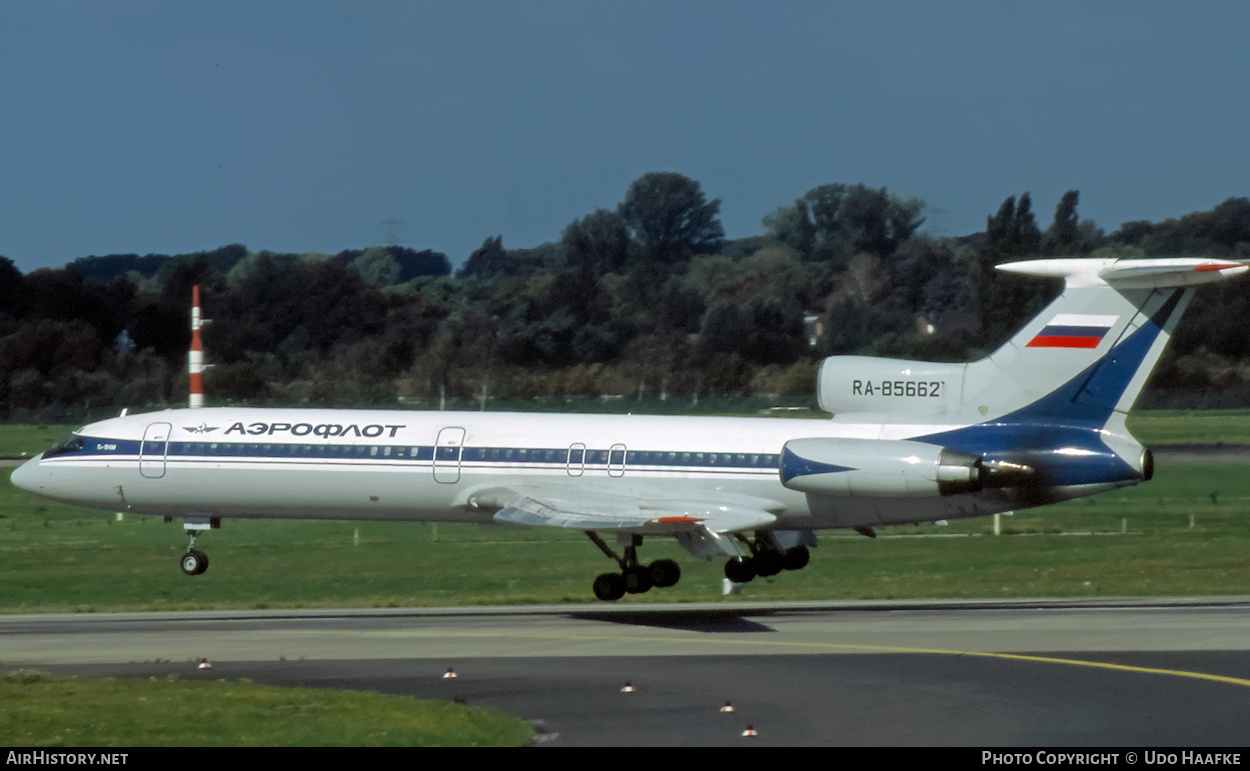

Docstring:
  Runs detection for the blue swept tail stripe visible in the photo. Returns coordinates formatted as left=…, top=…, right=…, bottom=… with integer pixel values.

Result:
left=916, top=289, right=1184, bottom=487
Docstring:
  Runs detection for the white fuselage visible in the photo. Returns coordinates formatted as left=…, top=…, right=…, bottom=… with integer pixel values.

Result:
left=12, top=407, right=1035, bottom=531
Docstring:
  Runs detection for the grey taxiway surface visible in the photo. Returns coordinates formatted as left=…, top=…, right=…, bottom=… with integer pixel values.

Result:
left=4, top=598, right=1250, bottom=746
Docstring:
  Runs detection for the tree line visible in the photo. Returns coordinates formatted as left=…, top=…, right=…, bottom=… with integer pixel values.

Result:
left=3, top=172, right=1250, bottom=422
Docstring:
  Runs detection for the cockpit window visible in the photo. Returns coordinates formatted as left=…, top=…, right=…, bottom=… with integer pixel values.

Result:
left=44, top=433, right=86, bottom=459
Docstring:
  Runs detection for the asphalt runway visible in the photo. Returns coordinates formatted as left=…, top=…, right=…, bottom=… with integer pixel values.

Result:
left=4, top=598, right=1250, bottom=746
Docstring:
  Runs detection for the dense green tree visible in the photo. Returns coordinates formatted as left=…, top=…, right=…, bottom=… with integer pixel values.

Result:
left=561, top=208, right=632, bottom=272
left=740, top=295, right=806, bottom=365
left=1040, top=190, right=1105, bottom=256
left=1112, top=197, right=1250, bottom=256
left=299, top=260, right=385, bottom=353
left=455, top=237, right=557, bottom=280
left=764, top=183, right=924, bottom=266
left=764, top=199, right=816, bottom=258
left=390, top=246, right=452, bottom=279
left=1, top=318, right=101, bottom=379
left=204, top=361, right=271, bottom=401
left=1043, top=190, right=1081, bottom=254
left=0, top=257, right=23, bottom=316
left=698, top=301, right=747, bottom=355
left=619, top=172, right=724, bottom=263
left=457, top=236, right=508, bottom=279
left=350, top=246, right=403, bottom=286
left=1015, top=193, right=1042, bottom=254
left=981, top=193, right=1042, bottom=262
left=655, top=275, right=708, bottom=334
left=338, top=246, right=451, bottom=281
left=890, top=237, right=962, bottom=316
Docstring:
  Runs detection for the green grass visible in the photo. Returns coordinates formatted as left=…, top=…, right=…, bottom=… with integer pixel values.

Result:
left=0, top=425, right=76, bottom=458
left=2, top=456, right=1249, bottom=611
left=0, top=670, right=532, bottom=747
left=1126, top=409, right=1250, bottom=445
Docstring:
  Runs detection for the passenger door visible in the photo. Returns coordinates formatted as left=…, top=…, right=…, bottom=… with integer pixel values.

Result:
left=140, top=422, right=171, bottom=479
left=433, top=427, right=465, bottom=484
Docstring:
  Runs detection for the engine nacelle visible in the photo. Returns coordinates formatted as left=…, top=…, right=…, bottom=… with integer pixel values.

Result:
left=817, top=356, right=966, bottom=416
left=780, top=437, right=984, bottom=497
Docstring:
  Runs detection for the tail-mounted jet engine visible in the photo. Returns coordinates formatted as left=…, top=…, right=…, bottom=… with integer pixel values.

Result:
left=780, top=437, right=985, bottom=497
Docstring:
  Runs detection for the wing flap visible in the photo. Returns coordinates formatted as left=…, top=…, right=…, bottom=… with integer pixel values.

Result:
left=472, top=485, right=778, bottom=534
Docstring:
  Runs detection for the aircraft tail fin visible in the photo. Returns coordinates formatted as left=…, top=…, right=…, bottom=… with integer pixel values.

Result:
left=965, top=257, right=1245, bottom=427
left=819, top=257, right=1247, bottom=429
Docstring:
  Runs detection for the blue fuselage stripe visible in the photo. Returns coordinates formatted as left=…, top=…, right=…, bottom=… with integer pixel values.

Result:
left=46, top=439, right=783, bottom=473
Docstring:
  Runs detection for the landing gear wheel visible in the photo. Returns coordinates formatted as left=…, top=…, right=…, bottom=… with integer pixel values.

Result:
left=593, top=572, right=626, bottom=601
left=622, top=565, right=654, bottom=594
left=724, top=557, right=756, bottom=584
left=783, top=545, right=810, bottom=571
left=180, top=549, right=209, bottom=576
left=648, top=559, right=681, bottom=588
left=754, top=550, right=785, bottom=577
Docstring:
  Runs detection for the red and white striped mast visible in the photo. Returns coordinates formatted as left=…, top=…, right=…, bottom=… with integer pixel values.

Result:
left=189, top=285, right=204, bottom=408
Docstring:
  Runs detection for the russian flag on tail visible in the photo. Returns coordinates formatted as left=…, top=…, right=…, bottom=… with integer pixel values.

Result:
left=1026, top=314, right=1118, bottom=349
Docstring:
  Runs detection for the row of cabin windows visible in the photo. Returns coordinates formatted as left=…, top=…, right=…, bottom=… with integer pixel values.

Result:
left=459, top=448, right=777, bottom=467
left=164, top=442, right=428, bottom=459
left=146, top=442, right=780, bottom=468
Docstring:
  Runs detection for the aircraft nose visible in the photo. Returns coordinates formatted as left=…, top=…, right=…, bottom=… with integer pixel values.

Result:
left=9, top=454, right=43, bottom=494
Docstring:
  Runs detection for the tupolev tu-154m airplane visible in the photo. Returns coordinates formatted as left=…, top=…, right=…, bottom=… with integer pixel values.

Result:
left=10, top=257, right=1248, bottom=600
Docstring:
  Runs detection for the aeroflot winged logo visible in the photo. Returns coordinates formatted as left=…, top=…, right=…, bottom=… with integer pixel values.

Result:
left=1026, top=314, right=1118, bottom=349
left=221, top=421, right=407, bottom=438
left=182, top=422, right=407, bottom=438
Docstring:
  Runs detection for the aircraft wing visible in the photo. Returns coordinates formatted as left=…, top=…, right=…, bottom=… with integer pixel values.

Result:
left=469, top=485, right=780, bottom=534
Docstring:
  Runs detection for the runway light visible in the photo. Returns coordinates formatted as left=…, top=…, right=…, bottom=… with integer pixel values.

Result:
left=720, top=701, right=734, bottom=712
left=620, top=681, right=635, bottom=693
left=742, top=725, right=758, bottom=737
left=443, top=667, right=457, bottom=679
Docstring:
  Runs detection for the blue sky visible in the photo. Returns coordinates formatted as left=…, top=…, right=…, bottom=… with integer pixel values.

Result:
left=2, top=1, right=1247, bottom=272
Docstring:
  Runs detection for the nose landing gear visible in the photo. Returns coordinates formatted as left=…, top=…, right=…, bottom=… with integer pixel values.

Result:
left=181, top=547, right=209, bottom=575
left=177, top=516, right=220, bottom=576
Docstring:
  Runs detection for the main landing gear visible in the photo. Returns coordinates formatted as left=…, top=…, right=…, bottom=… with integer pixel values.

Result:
left=587, top=532, right=681, bottom=602
left=585, top=530, right=814, bottom=601
left=722, top=532, right=810, bottom=585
